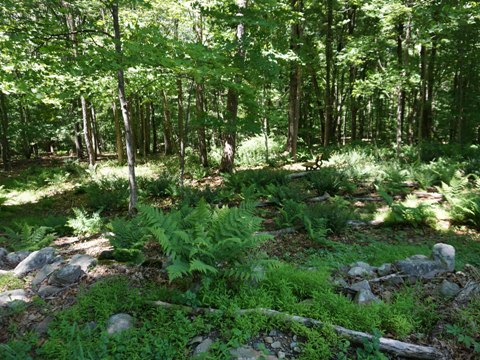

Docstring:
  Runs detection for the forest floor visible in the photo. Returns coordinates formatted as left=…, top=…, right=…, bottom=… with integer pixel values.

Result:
left=0, top=153, right=479, bottom=359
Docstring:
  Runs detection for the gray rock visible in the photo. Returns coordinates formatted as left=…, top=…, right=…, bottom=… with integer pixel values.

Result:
left=432, top=243, right=455, bottom=272
left=350, top=261, right=371, bottom=270
left=107, top=313, right=134, bottom=335
left=354, top=289, right=380, bottom=305
left=0, top=289, right=28, bottom=306
left=264, top=336, right=274, bottom=344
left=271, top=341, right=282, bottom=349
left=395, top=258, right=445, bottom=279
left=333, top=278, right=348, bottom=287
left=6, top=251, right=31, bottom=268
left=0, top=247, right=7, bottom=258
left=294, top=346, right=301, bottom=353
left=350, top=280, right=371, bottom=292
left=189, top=336, right=204, bottom=345
left=13, top=247, right=56, bottom=277
left=69, top=254, right=97, bottom=272
left=385, top=275, right=405, bottom=286
left=455, top=282, right=480, bottom=304
left=439, top=280, right=461, bottom=299
left=32, top=261, right=63, bottom=287
left=277, top=351, right=286, bottom=359
left=230, top=345, right=277, bottom=360
left=348, top=266, right=373, bottom=277
left=35, top=316, right=53, bottom=335
left=38, top=285, right=62, bottom=298
left=0, top=248, right=8, bottom=268
left=408, top=255, right=428, bottom=261
left=193, top=338, right=213, bottom=355
left=377, top=263, right=393, bottom=276
left=48, top=265, right=84, bottom=287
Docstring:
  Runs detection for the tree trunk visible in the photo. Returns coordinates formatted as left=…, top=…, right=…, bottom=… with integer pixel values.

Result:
left=81, top=96, right=95, bottom=166
left=177, top=78, right=186, bottom=186
left=161, top=91, right=174, bottom=155
left=324, top=0, right=334, bottom=147
left=195, top=82, right=209, bottom=167
left=0, top=92, right=11, bottom=171
left=144, top=102, right=151, bottom=155
left=220, top=0, right=248, bottom=173
left=112, top=2, right=137, bottom=214
left=74, top=122, right=83, bottom=159
left=113, top=101, right=124, bottom=164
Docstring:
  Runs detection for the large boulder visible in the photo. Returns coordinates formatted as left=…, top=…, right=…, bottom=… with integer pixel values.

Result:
left=13, top=248, right=56, bottom=277
left=32, top=261, right=63, bottom=287
left=354, top=289, right=381, bottom=305
left=6, top=251, right=31, bottom=268
left=395, top=258, right=445, bottom=279
left=48, top=265, right=84, bottom=287
left=38, top=285, right=62, bottom=298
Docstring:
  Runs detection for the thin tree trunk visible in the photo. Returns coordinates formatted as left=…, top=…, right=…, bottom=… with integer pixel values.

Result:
left=220, top=0, right=247, bottom=173
left=112, top=2, right=137, bottom=214
left=177, top=78, right=186, bottom=186
left=81, top=96, right=95, bottom=166
left=113, top=101, right=124, bottom=164
left=195, top=82, right=209, bottom=167
left=161, top=91, right=174, bottom=155
left=74, top=122, right=83, bottom=159
left=0, top=92, right=10, bottom=171
left=324, top=0, right=334, bottom=147
left=144, top=102, right=151, bottom=155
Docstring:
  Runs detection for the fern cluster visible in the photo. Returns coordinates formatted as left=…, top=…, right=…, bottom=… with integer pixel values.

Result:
left=137, top=200, right=272, bottom=281
left=0, top=224, right=56, bottom=250
left=67, top=208, right=103, bottom=237
left=438, top=171, right=480, bottom=227
left=380, top=192, right=436, bottom=228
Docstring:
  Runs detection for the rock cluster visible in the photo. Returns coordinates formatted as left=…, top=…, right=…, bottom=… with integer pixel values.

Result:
left=0, top=247, right=97, bottom=307
left=336, top=243, right=479, bottom=305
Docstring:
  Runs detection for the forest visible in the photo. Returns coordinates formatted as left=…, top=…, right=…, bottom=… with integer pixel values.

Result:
left=0, top=0, right=480, bottom=359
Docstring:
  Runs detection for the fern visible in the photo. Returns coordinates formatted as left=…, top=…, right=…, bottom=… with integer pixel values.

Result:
left=67, top=208, right=103, bottom=237
left=0, top=224, right=55, bottom=250
left=138, top=199, right=273, bottom=282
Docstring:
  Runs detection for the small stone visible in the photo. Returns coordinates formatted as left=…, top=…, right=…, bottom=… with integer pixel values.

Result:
left=107, top=313, right=134, bottom=335
left=193, top=338, right=213, bottom=355
left=377, top=263, right=393, bottom=276
left=0, top=289, right=28, bottom=306
left=38, top=285, right=62, bottom=298
left=348, top=266, right=373, bottom=277
left=350, top=261, right=371, bottom=270
left=265, top=336, right=274, bottom=344
left=385, top=275, right=404, bottom=286
left=35, top=316, right=53, bottom=335
left=271, top=341, right=282, bottom=349
left=354, top=289, right=380, bottom=305
left=333, top=278, right=348, bottom=287
left=69, top=254, right=97, bottom=272
left=277, top=351, right=286, bottom=359
left=0, top=248, right=7, bottom=258
left=269, top=330, right=277, bottom=336
left=48, top=265, right=84, bottom=287
left=290, top=342, right=297, bottom=348
left=292, top=335, right=297, bottom=341
left=189, top=336, right=204, bottom=345
left=432, top=243, right=455, bottom=272
left=13, top=247, right=56, bottom=277
left=294, top=346, right=301, bottom=353
left=439, top=280, right=460, bottom=299
left=350, top=280, right=371, bottom=292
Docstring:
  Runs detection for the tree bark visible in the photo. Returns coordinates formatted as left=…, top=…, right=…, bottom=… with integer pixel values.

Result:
left=220, top=0, right=247, bottom=173
left=112, top=2, right=137, bottom=214
left=161, top=90, right=174, bottom=155
left=177, top=77, right=186, bottom=186
left=113, top=101, right=124, bottom=164
left=81, top=96, right=95, bottom=166
left=0, top=92, right=11, bottom=171
left=324, top=0, right=334, bottom=147
left=195, top=82, right=209, bottom=167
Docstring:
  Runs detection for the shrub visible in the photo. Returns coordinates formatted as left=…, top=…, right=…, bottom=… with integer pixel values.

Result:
left=380, top=192, right=436, bottom=228
left=137, top=174, right=176, bottom=199
left=305, top=197, right=354, bottom=235
left=225, top=169, right=288, bottom=193
left=137, top=200, right=273, bottom=282
left=264, top=183, right=308, bottom=205
left=83, top=177, right=129, bottom=211
left=67, top=208, right=103, bottom=237
left=307, top=168, right=350, bottom=196
left=107, top=216, right=150, bottom=263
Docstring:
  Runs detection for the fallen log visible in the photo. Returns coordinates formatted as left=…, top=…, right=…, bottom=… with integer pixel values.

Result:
left=307, top=192, right=331, bottom=202
left=286, top=171, right=309, bottom=180
left=254, top=227, right=298, bottom=237
left=151, top=301, right=446, bottom=359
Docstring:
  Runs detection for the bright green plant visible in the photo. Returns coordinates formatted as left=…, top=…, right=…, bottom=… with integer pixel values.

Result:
left=225, top=169, right=288, bottom=193
left=438, top=171, right=480, bottom=227
left=138, top=200, right=273, bottom=281
left=379, top=192, right=436, bottom=228
left=276, top=199, right=306, bottom=228
left=137, top=174, right=176, bottom=199
left=67, top=208, right=103, bottom=237
left=107, top=217, right=150, bottom=263
left=307, top=168, right=350, bottom=196
left=0, top=224, right=56, bottom=251
left=264, top=183, right=307, bottom=205
left=305, top=197, right=354, bottom=235
left=82, top=177, right=129, bottom=211
left=356, top=329, right=388, bottom=360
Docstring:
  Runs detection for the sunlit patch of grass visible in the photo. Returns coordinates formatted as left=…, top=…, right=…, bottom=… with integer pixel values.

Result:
left=0, top=273, right=24, bottom=292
